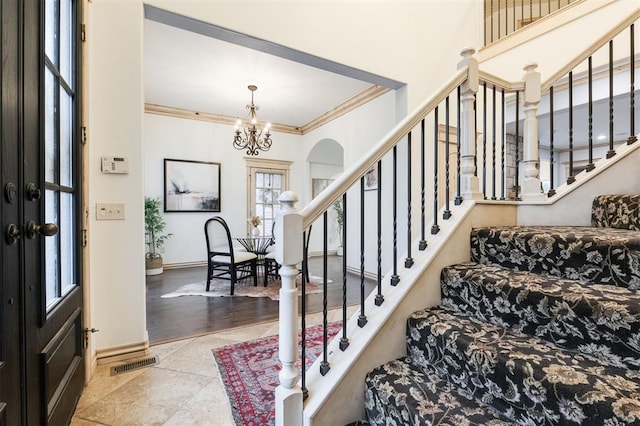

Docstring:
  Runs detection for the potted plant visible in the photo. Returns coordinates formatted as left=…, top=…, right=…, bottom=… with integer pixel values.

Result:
left=333, top=199, right=344, bottom=256
left=145, top=197, right=172, bottom=275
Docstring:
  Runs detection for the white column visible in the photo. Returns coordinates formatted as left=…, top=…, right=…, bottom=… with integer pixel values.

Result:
left=275, top=191, right=303, bottom=426
left=457, top=48, right=483, bottom=201
left=521, top=63, right=544, bottom=200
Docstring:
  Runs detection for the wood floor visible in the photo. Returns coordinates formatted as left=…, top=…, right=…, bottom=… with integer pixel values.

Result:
left=146, top=255, right=377, bottom=344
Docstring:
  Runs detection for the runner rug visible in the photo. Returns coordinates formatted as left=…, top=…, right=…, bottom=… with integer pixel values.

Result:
left=213, top=322, right=342, bottom=425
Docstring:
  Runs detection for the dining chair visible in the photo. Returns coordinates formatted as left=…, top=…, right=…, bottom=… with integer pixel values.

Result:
left=204, top=216, right=258, bottom=295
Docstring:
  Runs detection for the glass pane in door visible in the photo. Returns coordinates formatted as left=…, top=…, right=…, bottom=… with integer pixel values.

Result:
left=44, top=0, right=77, bottom=313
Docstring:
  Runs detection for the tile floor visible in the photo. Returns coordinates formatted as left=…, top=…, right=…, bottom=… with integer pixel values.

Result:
left=70, top=308, right=353, bottom=425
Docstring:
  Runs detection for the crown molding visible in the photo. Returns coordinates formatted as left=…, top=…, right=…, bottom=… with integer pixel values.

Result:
left=145, top=84, right=390, bottom=136
left=144, top=104, right=303, bottom=135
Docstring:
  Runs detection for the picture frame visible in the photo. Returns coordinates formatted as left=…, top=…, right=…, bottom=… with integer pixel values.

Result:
left=364, top=164, right=378, bottom=191
left=311, top=178, right=334, bottom=199
left=164, top=158, right=221, bottom=212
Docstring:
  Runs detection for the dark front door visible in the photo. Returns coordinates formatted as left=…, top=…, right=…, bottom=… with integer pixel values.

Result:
left=1, top=0, right=84, bottom=424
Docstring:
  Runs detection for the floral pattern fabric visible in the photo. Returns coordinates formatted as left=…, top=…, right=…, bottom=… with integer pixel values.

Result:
left=365, top=357, right=513, bottom=426
left=406, top=307, right=640, bottom=425
left=591, top=194, right=640, bottom=231
left=470, top=226, right=640, bottom=289
left=441, top=262, right=640, bottom=371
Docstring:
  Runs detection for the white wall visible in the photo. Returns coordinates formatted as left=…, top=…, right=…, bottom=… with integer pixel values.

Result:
left=144, top=114, right=304, bottom=265
left=86, top=0, right=483, bottom=355
left=86, top=0, right=147, bottom=351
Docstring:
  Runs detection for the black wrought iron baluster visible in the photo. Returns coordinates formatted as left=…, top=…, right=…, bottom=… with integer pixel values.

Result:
left=455, top=86, right=463, bottom=205
left=506, top=0, right=510, bottom=37
left=432, top=106, right=440, bottom=235
left=607, top=40, right=616, bottom=159
left=628, top=23, right=637, bottom=145
left=443, top=96, right=451, bottom=219
left=538, top=0, right=541, bottom=19
left=497, top=0, right=500, bottom=41
left=301, top=228, right=308, bottom=398
left=406, top=132, right=414, bottom=267
left=419, top=118, right=428, bottom=248
left=529, top=0, right=533, bottom=22
left=375, top=160, right=384, bottom=306
left=474, top=94, right=478, bottom=177
left=548, top=86, right=556, bottom=197
left=567, top=71, right=575, bottom=185
left=514, top=91, right=521, bottom=200
left=358, top=177, right=368, bottom=327
left=482, top=83, right=487, bottom=198
left=489, top=0, right=493, bottom=45
left=391, top=146, right=399, bottom=286
left=586, top=56, right=595, bottom=172
left=492, top=85, right=497, bottom=199
left=500, top=88, right=506, bottom=200
left=320, top=212, right=330, bottom=376
left=340, top=195, right=349, bottom=350
left=514, top=0, right=517, bottom=40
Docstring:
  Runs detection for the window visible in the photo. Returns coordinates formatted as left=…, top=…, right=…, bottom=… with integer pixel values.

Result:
left=44, top=0, right=78, bottom=309
left=246, top=159, right=291, bottom=237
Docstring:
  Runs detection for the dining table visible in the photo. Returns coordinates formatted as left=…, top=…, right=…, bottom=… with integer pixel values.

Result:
left=235, top=236, right=274, bottom=277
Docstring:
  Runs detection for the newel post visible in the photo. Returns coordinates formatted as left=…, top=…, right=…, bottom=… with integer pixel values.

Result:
left=521, top=63, right=544, bottom=200
left=275, top=191, right=303, bottom=426
left=458, top=48, right=483, bottom=201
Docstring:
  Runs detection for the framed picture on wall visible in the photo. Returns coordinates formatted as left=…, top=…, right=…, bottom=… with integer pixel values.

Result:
left=164, top=159, right=221, bottom=212
left=312, top=178, right=334, bottom=199
left=364, top=164, right=378, bottom=191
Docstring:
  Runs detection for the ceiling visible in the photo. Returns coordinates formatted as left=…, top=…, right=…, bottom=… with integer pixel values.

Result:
left=143, top=8, right=402, bottom=131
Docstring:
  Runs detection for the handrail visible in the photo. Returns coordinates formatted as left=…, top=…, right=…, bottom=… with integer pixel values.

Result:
left=478, top=70, right=524, bottom=91
left=300, top=67, right=468, bottom=229
left=542, top=9, right=640, bottom=91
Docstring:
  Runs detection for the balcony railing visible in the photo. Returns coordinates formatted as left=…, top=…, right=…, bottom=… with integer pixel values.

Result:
left=484, top=0, right=576, bottom=45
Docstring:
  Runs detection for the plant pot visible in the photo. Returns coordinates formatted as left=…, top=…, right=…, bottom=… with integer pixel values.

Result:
left=336, top=246, right=343, bottom=256
left=146, top=255, right=164, bottom=276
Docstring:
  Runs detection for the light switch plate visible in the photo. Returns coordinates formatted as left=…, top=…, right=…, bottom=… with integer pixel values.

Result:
left=96, top=203, right=125, bottom=220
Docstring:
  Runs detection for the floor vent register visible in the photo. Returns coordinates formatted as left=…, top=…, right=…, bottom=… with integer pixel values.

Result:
left=110, top=355, right=159, bottom=376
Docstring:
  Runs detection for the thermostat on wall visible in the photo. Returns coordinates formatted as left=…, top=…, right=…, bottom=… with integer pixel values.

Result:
left=101, top=156, right=129, bottom=174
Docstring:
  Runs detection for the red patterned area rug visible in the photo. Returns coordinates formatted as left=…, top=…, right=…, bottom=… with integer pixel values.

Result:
left=213, top=322, right=342, bottom=425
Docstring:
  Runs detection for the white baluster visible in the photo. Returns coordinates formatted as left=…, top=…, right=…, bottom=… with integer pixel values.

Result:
left=275, top=191, right=303, bottom=426
left=521, top=63, right=545, bottom=200
left=458, top=48, right=483, bottom=201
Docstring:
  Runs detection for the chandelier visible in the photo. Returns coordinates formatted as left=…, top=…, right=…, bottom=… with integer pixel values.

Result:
left=233, top=85, right=273, bottom=156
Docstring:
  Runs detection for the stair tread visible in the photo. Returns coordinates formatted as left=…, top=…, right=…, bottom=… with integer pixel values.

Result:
left=441, top=262, right=640, bottom=370
left=365, top=357, right=513, bottom=425
left=470, top=225, right=640, bottom=288
left=406, top=306, right=640, bottom=425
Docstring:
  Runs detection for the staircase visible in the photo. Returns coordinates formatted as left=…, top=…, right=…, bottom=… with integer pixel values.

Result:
left=365, top=194, right=640, bottom=424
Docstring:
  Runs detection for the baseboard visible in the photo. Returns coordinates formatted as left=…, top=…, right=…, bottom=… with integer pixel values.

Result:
left=164, top=261, right=207, bottom=270
left=96, top=340, right=150, bottom=365
left=308, top=250, right=337, bottom=257
left=346, top=266, right=377, bottom=281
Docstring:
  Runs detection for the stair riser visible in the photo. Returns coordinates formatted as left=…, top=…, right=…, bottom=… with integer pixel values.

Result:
left=441, top=262, right=640, bottom=371
left=470, top=227, right=640, bottom=289
left=407, top=307, right=640, bottom=425
left=365, top=358, right=513, bottom=426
